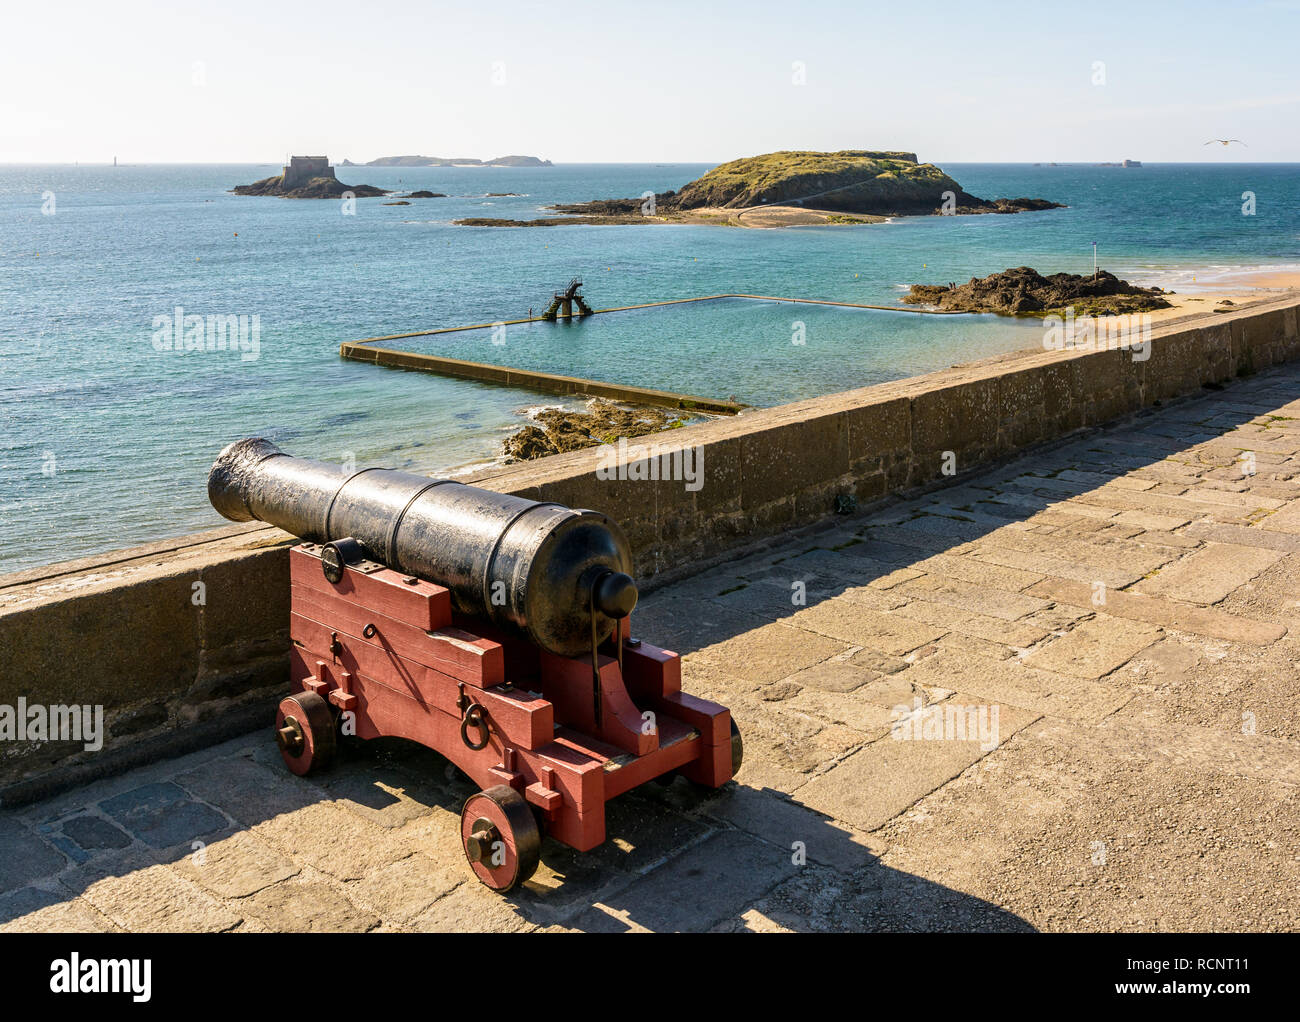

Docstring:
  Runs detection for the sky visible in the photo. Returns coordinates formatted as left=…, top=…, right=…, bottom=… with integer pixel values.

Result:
left=4, top=0, right=1299, bottom=164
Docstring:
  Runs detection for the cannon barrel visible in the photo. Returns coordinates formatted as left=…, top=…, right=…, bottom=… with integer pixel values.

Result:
left=208, top=438, right=637, bottom=657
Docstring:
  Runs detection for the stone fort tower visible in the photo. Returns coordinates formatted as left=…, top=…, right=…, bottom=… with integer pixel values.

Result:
left=281, top=156, right=335, bottom=189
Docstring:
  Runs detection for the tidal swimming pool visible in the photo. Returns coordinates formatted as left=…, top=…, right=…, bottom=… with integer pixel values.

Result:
left=386, top=296, right=1047, bottom=407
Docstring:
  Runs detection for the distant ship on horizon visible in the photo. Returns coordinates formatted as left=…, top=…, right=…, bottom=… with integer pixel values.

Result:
left=1032, top=160, right=1141, bottom=167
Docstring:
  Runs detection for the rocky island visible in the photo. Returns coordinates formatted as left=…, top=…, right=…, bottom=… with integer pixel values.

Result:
left=344, top=154, right=552, bottom=167
left=232, top=156, right=388, bottom=199
left=902, top=266, right=1174, bottom=316
left=456, top=150, right=1062, bottom=228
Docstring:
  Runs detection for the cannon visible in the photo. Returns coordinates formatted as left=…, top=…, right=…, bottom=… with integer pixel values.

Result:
left=208, top=438, right=741, bottom=892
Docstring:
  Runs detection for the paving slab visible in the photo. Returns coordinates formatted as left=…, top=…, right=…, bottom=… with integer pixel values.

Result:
left=1182, top=520, right=1300, bottom=551
left=251, top=801, right=419, bottom=882
left=1258, top=501, right=1300, bottom=534
left=70, top=861, right=243, bottom=933
left=408, top=880, right=538, bottom=933
left=171, top=830, right=300, bottom=900
left=700, top=785, right=881, bottom=874
left=344, top=852, right=462, bottom=924
left=779, top=658, right=882, bottom=693
left=567, top=830, right=798, bottom=932
left=899, top=650, right=1132, bottom=724
left=894, top=573, right=1050, bottom=621
left=966, top=542, right=1146, bottom=589
left=239, top=869, right=379, bottom=933
left=1116, top=636, right=1300, bottom=742
left=1025, top=577, right=1286, bottom=644
left=98, top=781, right=229, bottom=850
left=909, top=551, right=1044, bottom=591
left=726, top=696, right=867, bottom=793
left=174, top=754, right=322, bottom=827
left=1029, top=717, right=1300, bottom=787
left=690, top=620, right=852, bottom=688
left=789, top=599, right=947, bottom=655
left=873, top=720, right=1300, bottom=931
left=0, top=818, right=67, bottom=894
left=0, top=886, right=119, bottom=933
left=1020, top=617, right=1162, bottom=679
left=1132, top=542, right=1285, bottom=605
left=794, top=697, right=1040, bottom=831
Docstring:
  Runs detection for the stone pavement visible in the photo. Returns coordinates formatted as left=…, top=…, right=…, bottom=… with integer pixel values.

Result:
left=4, top=363, right=1300, bottom=932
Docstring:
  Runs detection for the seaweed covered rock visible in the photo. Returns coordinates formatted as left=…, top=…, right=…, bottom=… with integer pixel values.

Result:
left=502, top=400, right=694, bottom=461
left=902, top=267, right=1173, bottom=316
left=231, top=175, right=388, bottom=199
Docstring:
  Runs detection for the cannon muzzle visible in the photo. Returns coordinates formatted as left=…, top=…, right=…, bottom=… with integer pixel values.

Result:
left=208, top=438, right=636, bottom=657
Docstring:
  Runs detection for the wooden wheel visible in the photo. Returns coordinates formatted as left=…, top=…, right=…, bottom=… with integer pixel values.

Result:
left=460, top=785, right=541, bottom=893
left=729, top=717, right=743, bottom=778
left=275, top=691, right=337, bottom=776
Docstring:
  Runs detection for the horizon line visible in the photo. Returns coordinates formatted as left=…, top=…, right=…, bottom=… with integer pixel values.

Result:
left=0, top=159, right=1294, bottom=167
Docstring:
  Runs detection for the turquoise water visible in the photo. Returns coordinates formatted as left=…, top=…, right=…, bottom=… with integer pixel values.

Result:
left=2, top=162, right=1298, bottom=571
left=400, top=298, right=1045, bottom=406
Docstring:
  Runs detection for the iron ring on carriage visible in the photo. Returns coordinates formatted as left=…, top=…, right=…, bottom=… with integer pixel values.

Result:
left=460, top=703, right=490, bottom=751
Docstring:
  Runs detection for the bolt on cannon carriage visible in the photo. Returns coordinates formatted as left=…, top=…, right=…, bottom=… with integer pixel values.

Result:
left=208, top=438, right=742, bottom=892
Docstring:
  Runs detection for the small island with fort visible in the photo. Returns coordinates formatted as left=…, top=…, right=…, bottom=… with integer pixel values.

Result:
left=231, top=154, right=552, bottom=199
left=231, top=156, right=390, bottom=199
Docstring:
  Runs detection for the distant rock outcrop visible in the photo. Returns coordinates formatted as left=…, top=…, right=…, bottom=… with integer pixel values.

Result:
left=943, top=197, right=1065, bottom=215
left=902, top=266, right=1173, bottom=316
left=362, top=154, right=552, bottom=167
left=488, top=156, right=552, bottom=168
left=232, top=176, right=388, bottom=199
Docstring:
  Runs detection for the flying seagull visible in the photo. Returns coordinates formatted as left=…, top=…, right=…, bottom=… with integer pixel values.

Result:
left=1204, top=139, right=1247, bottom=147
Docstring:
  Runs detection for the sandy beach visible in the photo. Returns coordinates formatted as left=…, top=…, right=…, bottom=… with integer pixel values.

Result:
left=454, top=203, right=891, bottom=228
left=1207, top=268, right=1300, bottom=290
left=715, top=205, right=889, bottom=228
left=1136, top=269, right=1300, bottom=327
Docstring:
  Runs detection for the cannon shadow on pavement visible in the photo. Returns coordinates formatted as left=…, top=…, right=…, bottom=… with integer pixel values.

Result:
left=0, top=725, right=1035, bottom=932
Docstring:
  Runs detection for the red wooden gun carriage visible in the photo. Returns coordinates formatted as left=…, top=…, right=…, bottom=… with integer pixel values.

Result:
left=209, top=439, right=741, bottom=892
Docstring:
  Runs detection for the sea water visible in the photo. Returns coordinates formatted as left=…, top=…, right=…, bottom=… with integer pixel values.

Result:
left=1, top=161, right=1296, bottom=571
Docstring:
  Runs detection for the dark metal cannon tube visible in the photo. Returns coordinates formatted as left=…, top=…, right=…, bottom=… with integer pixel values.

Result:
left=208, top=438, right=636, bottom=657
